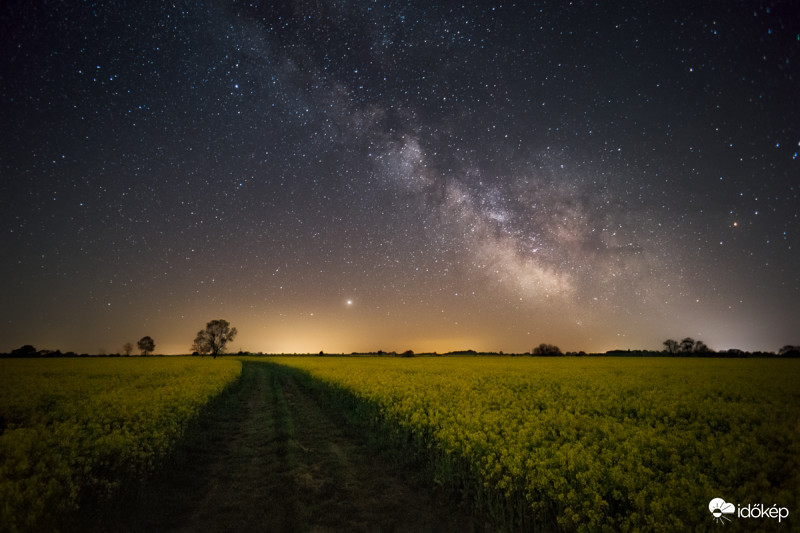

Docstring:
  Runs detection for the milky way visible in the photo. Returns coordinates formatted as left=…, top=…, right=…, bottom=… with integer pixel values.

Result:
left=1, top=1, right=797, bottom=354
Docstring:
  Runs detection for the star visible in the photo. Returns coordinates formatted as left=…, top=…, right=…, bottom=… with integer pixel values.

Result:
left=0, top=0, right=795, bottom=354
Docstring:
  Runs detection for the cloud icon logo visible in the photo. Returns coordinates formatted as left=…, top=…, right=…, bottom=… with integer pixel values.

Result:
left=709, top=498, right=736, bottom=523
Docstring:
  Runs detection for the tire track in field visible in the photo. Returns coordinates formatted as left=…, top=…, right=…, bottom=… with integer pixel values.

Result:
left=174, top=361, right=303, bottom=532
left=78, top=361, right=473, bottom=532
left=275, top=365, right=474, bottom=532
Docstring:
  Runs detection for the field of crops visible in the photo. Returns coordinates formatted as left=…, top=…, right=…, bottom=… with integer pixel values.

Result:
left=0, top=357, right=241, bottom=532
left=267, top=356, right=800, bottom=531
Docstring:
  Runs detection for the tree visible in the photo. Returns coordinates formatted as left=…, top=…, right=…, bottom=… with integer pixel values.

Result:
left=779, top=345, right=800, bottom=357
left=137, top=336, right=155, bottom=356
left=192, top=319, right=237, bottom=359
left=191, top=332, right=211, bottom=357
left=679, top=337, right=695, bottom=353
left=122, top=342, right=134, bottom=356
left=532, top=343, right=563, bottom=356
left=663, top=339, right=679, bottom=355
left=693, top=340, right=712, bottom=354
left=666, top=337, right=712, bottom=354
left=10, top=345, right=37, bottom=357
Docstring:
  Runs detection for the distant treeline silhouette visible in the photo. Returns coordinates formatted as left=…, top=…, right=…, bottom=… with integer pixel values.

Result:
left=3, top=343, right=799, bottom=358
left=2, top=345, right=120, bottom=358
left=1, top=339, right=160, bottom=358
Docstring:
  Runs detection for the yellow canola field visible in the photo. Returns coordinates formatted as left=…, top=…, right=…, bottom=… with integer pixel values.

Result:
left=0, top=357, right=241, bottom=532
left=269, top=356, right=800, bottom=532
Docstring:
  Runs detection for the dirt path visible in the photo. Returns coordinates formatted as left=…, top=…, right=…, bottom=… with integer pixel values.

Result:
left=78, top=361, right=474, bottom=532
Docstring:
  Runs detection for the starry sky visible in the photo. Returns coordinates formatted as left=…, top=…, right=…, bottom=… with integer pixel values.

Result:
left=1, top=1, right=798, bottom=355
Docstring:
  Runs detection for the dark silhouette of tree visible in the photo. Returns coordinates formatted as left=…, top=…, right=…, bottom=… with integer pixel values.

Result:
left=663, top=339, right=679, bottom=355
left=779, top=345, right=800, bottom=357
left=122, top=342, right=134, bottom=356
left=693, top=340, right=712, bottom=354
left=680, top=337, right=695, bottom=353
left=532, top=343, right=563, bottom=356
left=192, top=319, right=237, bottom=359
left=191, top=332, right=211, bottom=357
left=137, top=336, right=155, bottom=356
left=666, top=337, right=712, bottom=354
left=10, top=345, right=37, bottom=357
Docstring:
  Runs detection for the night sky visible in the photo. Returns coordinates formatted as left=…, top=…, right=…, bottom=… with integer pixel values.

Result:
left=2, top=1, right=798, bottom=355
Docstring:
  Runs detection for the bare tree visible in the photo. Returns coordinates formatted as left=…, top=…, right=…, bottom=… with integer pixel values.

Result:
left=137, top=336, right=155, bottom=356
left=193, top=319, right=237, bottom=359
left=122, top=342, right=134, bottom=357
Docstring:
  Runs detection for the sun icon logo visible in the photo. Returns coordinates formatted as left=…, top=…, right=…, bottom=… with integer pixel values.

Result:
left=709, top=498, right=735, bottom=524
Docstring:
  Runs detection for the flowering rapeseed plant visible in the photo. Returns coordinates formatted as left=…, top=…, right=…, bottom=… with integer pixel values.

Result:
left=0, top=358, right=241, bottom=532
left=268, top=356, right=799, bottom=531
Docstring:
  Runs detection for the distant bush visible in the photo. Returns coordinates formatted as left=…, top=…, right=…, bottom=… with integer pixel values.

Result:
left=531, top=343, right=563, bottom=356
left=10, top=345, right=37, bottom=357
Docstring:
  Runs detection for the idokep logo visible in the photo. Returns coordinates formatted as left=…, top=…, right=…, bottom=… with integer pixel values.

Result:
left=709, top=498, right=735, bottom=524
left=709, top=497, right=790, bottom=525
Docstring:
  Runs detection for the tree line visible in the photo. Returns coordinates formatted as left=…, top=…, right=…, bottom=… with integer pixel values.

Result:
left=5, top=336, right=157, bottom=358
left=2, top=319, right=239, bottom=358
left=2, top=325, right=798, bottom=358
left=662, top=338, right=710, bottom=354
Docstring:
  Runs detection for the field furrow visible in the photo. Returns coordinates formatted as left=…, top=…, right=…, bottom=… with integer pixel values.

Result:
left=79, top=361, right=474, bottom=532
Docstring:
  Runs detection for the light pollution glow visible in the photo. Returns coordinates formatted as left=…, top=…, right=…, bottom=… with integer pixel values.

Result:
left=1, top=1, right=797, bottom=355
